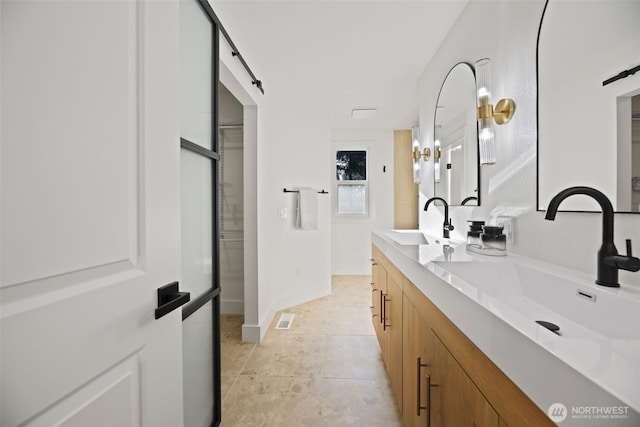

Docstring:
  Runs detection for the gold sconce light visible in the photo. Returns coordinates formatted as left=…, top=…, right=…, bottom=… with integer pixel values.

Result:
left=411, top=126, right=428, bottom=183
left=413, top=147, right=431, bottom=161
left=412, top=126, right=431, bottom=162
left=477, top=98, right=516, bottom=125
left=475, top=58, right=516, bottom=165
left=434, top=139, right=441, bottom=183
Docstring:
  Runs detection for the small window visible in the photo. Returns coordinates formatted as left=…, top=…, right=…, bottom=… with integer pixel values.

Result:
left=336, top=150, right=366, bottom=180
left=336, top=150, right=368, bottom=215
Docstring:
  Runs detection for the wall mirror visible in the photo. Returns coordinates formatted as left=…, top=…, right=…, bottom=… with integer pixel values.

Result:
left=537, top=0, right=640, bottom=212
left=434, top=62, right=479, bottom=206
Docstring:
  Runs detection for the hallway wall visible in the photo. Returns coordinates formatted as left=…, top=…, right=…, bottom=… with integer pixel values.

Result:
left=331, top=129, right=394, bottom=275
left=214, top=1, right=331, bottom=341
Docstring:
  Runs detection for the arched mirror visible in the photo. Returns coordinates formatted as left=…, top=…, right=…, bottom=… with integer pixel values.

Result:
left=434, top=62, right=479, bottom=206
left=537, top=0, right=640, bottom=212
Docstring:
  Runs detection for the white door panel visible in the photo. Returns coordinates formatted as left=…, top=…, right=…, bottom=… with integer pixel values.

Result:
left=27, top=352, right=142, bottom=427
left=1, top=1, right=183, bottom=426
left=1, top=0, right=138, bottom=286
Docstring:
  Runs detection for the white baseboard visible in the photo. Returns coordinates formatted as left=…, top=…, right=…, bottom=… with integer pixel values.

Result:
left=241, top=323, right=262, bottom=343
left=240, top=285, right=330, bottom=343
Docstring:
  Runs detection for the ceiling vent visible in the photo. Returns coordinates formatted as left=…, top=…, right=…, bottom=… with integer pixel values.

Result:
left=351, top=108, right=377, bottom=119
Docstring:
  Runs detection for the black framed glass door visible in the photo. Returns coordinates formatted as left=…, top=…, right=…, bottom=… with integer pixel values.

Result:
left=180, top=0, right=222, bottom=426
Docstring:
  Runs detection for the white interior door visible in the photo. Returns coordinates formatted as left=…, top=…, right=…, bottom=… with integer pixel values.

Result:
left=1, top=1, right=184, bottom=426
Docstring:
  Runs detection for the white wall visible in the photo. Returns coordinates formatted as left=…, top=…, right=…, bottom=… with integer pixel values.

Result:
left=418, top=0, right=640, bottom=288
left=260, top=101, right=332, bottom=311
left=331, top=129, right=395, bottom=275
left=214, top=1, right=332, bottom=341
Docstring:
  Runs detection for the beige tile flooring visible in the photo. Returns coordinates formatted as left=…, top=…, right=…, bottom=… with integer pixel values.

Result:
left=220, top=275, right=402, bottom=426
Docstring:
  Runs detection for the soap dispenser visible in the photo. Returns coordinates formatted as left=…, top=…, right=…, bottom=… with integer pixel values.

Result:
left=466, top=224, right=507, bottom=256
left=481, top=226, right=507, bottom=251
left=466, top=221, right=485, bottom=245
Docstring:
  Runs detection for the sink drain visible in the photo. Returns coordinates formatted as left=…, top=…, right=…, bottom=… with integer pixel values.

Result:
left=536, top=320, right=561, bottom=335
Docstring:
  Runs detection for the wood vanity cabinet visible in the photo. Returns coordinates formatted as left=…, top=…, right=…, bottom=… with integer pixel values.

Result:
left=371, top=260, right=386, bottom=353
left=372, top=244, right=553, bottom=427
left=385, top=275, right=403, bottom=411
left=402, top=295, right=432, bottom=427
left=371, top=248, right=403, bottom=412
left=403, top=293, right=497, bottom=427
left=431, top=332, right=499, bottom=426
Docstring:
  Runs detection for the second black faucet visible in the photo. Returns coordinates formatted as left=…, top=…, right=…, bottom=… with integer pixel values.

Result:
left=544, top=186, right=640, bottom=287
left=424, top=197, right=454, bottom=239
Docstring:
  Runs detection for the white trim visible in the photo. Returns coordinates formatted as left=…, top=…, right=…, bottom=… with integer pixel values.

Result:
left=334, top=148, right=369, bottom=217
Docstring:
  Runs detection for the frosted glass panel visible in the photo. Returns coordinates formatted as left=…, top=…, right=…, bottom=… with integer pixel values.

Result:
left=183, top=301, right=213, bottom=427
left=181, top=149, right=213, bottom=296
left=337, top=184, right=366, bottom=214
left=180, top=0, right=212, bottom=149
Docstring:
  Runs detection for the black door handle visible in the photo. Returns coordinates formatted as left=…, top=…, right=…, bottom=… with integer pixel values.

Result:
left=155, top=281, right=190, bottom=319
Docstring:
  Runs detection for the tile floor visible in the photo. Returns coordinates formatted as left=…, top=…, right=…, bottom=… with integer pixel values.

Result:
left=220, top=275, right=403, bottom=426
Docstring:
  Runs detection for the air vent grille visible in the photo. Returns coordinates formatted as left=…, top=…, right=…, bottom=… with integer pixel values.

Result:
left=275, top=313, right=295, bottom=330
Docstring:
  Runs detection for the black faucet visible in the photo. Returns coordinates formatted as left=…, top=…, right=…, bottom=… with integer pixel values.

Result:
left=424, top=197, right=454, bottom=239
left=544, top=186, right=640, bottom=287
left=461, top=196, right=478, bottom=206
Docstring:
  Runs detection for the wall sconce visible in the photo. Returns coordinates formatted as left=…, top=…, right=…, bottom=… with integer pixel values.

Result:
left=412, top=126, right=429, bottom=183
left=434, top=139, right=441, bottom=183
left=475, top=58, right=516, bottom=165
left=412, top=147, right=431, bottom=161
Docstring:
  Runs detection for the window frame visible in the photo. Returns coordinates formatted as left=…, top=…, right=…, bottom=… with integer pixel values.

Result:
left=335, top=149, right=369, bottom=217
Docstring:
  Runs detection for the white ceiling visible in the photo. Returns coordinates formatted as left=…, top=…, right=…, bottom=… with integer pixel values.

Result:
left=213, top=0, right=469, bottom=132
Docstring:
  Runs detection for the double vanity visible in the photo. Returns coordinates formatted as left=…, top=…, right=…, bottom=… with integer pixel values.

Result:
left=371, top=229, right=640, bottom=426
left=389, top=0, right=640, bottom=424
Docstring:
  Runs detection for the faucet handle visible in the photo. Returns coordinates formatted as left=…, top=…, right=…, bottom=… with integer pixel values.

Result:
left=607, top=239, right=640, bottom=272
left=625, top=239, right=640, bottom=272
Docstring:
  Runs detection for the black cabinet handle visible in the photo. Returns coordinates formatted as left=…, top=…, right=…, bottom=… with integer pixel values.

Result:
left=155, top=281, right=190, bottom=319
left=417, top=357, right=428, bottom=416
left=382, top=294, right=390, bottom=330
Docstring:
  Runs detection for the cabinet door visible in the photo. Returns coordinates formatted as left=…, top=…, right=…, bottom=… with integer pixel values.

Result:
left=431, top=333, right=499, bottom=427
left=371, top=261, right=387, bottom=353
left=385, top=274, right=404, bottom=411
left=402, top=297, right=433, bottom=427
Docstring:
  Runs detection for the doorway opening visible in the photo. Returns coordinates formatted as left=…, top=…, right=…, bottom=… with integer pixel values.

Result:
left=219, top=83, right=245, bottom=314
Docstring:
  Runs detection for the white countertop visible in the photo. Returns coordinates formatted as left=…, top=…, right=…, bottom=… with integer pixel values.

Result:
left=372, top=230, right=640, bottom=426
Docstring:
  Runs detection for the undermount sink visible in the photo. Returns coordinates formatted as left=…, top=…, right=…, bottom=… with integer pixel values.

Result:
left=383, top=230, right=450, bottom=246
left=431, top=259, right=640, bottom=340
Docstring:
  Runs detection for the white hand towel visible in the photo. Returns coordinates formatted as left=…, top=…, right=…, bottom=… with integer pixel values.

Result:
left=297, top=188, right=318, bottom=230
